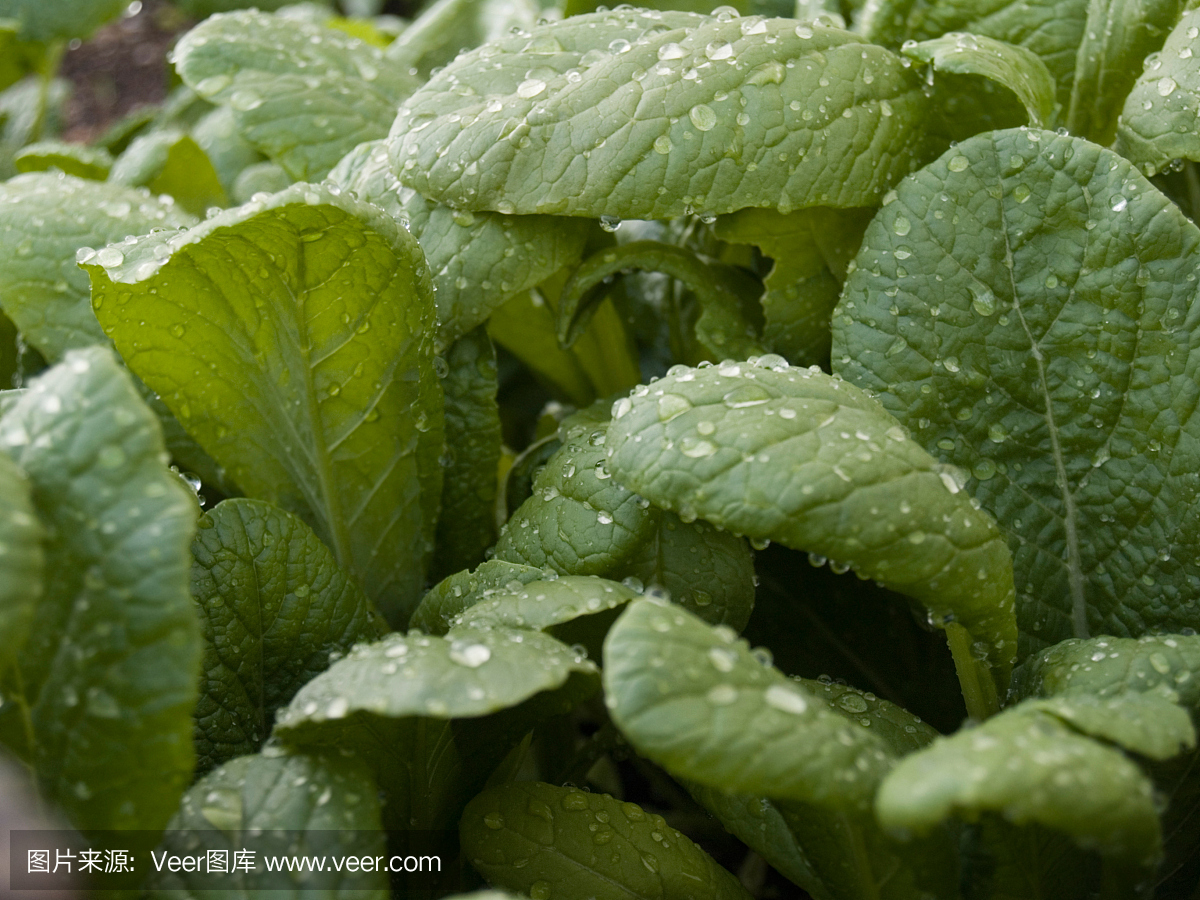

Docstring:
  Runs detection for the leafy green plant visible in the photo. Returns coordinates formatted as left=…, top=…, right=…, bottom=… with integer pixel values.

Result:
left=4, top=0, right=1200, bottom=898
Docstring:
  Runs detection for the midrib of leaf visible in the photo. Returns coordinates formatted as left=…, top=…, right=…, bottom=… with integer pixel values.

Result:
left=292, top=248, right=352, bottom=572
left=995, top=164, right=1088, bottom=637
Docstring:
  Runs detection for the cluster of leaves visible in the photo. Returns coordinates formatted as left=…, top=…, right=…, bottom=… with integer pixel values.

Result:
left=4, top=0, right=1200, bottom=897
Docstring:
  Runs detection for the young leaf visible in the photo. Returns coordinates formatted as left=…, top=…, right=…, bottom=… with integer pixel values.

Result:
left=0, top=173, right=193, bottom=361
left=0, top=347, right=200, bottom=831
left=190, top=498, right=386, bottom=774
left=1115, top=9, right=1200, bottom=176
left=832, top=128, right=1200, bottom=656
left=411, top=559, right=552, bottom=635
left=557, top=241, right=765, bottom=362
left=900, top=32, right=1056, bottom=127
left=714, top=207, right=873, bottom=366
left=174, top=10, right=421, bottom=181
left=149, top=750, right=388, bottom=899
left=461, top=782, right=752, bottom=900
left=108, top=130, right=229, bottom=218
left=875, top=705, right=1162, bottom=867
left=1022, top=693, right=1195, bottom=761
left=0, top=448, right=42, bottom=678
left=605, top=357, right=1017, bottom=709
left=433, top=327, right=502, bottom=579
left=389, top=9, right=931, bottom=219
left=449, top=575, right=643, bottom=632
left=14, top=141, right=112, bottom=179
left=274, top=629, right=599, bottom=831
left=494, top=418, right=756, bottom=629
left=1065, top=0, right=1183, bottom=144
left=329, top=140, right=590, bottom=351
left=604, top=599, right=893, bottom=809
left=86, top=183, right=443, bottom=627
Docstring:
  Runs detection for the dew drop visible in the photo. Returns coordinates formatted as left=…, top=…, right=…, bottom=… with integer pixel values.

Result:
left=689, top=104, right=718, bottom=131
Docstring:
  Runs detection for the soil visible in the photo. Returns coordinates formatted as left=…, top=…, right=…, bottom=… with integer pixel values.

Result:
left=60, top=0, right=193, bottom=144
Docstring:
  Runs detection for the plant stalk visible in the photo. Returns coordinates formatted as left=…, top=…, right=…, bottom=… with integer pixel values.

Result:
left=945, top=621, right=1001, bottom=720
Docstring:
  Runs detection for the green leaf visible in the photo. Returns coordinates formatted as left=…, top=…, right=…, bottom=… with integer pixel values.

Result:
left=329, top=140, right=590, bottom=351
left=86, top=183, right=443, bottom=627
left=1115, top=9, right=1200, bottom=177
left=1016, top=634, right=1200, bottom=708
left=0, top=447, right=42, bottom=679
left=0, top=0, right=125, bottom=41
left=714, top=206, right=872, bottom=365
left=274, top=628, right=599, bottom=831
left=494, top=416, right=756, bottom=629
left=900, top=32, right=1057, bottom=127
left=433, top=327, right=502, bottom=579
left=384, top=0, right=539, bottom=79
left=230, top=161, right=291, bottom=203
left=411, top=559, right=552, bottom=635
left=389, top=9, right=930, bottom=219
left=109, top=130, right=229, bottom=218
left=190, top=498, right=385, bottom=774
left=684, top=686, right=947, bottom=900
left=1065, top=0, right=1184, bottom=144
left=860, top=0, right=1086, bottom=113
left=149, top=750, right=388, bottom=899
left=0, top=19, right=41, bottom=94
left=14, top=141, right=112, bottom=179
left=461, top=782, right=752, bottom=900
left=175, top=10, right=421, bottom=181
left=605, top=357, right=1017, bottom=708
left=604, top=599, right=892, bottom=808
left=0, top=347, right=200, bottom=832
left=875, top=704, right=1162, bottom=867
left=450, top=575, right=643, bottom=632
left=1023, top=693, right=1195, bottom=761
left=191, top=106, right=265, bottom=195
left=831, top=128, right=1200, bottom=657
left=558, top=241, right=765, bottom=362
left=683, top=786, right=820, bottom=891
left=0, top=173, right=194, bottom=361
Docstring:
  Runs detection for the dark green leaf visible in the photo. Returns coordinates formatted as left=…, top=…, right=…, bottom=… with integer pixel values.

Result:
left=0, top=347, right=200, bottom=832
left=1115, top=9, right=1200, bottom=177
left=1066, top=0, right=1183, bottom=143
left=461, top=782, right=752, bottom=900
left=274, top=628, right=599, bottom=831
left=558, top=241, right=765, bottom=361
left=390, top=10, right=930, bottom=218
left=433, top=327, right=502, bottom=579
left=175, top=10, right=420, bottom=181
left=0, top=0, right=125, bottom=41
left=411, top=559, right=551, bottom=636
left=604, top=599, right=892, bottom=809
left=86, top=183, right=443, bottom=627
left=190, top=498, right=385, bottom=774
left=149, top=750, right=388, bottom=899
left=901, top=32, right=1057, bottom=127
left=714, top=207, right=872, bottom=366
left=876, top=705, right=1162, bottom=867
left=0, top=446, right=42, bottom=678
left=605, top=357, right=1017, bottom=706
left=832, top=128, right=1200, bottom=656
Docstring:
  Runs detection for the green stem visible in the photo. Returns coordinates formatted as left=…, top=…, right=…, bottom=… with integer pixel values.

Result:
left=30, top=41, right=65, bottom=144
left=838, top=812, right=881, bottom=900
left=945, top=621, right=1001, bottom=720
